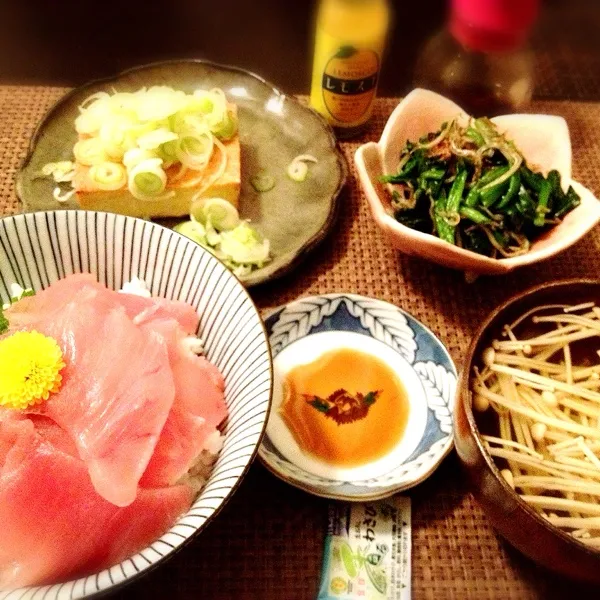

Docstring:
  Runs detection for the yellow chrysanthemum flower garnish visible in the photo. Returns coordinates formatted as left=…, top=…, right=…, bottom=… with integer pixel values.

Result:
left=0, top=331, right=66, bottom=410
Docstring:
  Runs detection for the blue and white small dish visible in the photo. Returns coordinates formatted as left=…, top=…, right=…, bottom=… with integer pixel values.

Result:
left=258, top=293, right=457, bottom=501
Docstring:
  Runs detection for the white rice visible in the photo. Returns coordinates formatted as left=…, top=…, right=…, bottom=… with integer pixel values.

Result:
left=179, top=432, right=224, bottom=495
left=119, top=276, right=152, bottom=298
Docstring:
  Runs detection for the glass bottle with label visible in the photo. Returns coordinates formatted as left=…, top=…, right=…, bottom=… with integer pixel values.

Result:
left=310, top=0, right=391, bottom=138
left=414, top=0, right=539, bottom=116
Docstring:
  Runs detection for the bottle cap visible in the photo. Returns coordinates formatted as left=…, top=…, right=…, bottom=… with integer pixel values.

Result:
left=450, top=0, right=539, bottom=52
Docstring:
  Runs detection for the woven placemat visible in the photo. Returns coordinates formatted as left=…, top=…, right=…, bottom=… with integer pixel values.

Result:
left=2, top=87, right=600, bottom=599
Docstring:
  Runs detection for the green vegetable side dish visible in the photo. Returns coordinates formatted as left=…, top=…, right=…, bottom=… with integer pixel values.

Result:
left=380, top=117, right=581, bottom=258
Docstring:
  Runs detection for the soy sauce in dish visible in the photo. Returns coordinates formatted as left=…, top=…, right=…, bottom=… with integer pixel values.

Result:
left=279, top=348, right=409, bottom=468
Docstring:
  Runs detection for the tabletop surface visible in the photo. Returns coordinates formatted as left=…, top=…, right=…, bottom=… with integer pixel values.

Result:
left=2, top=83, right=600, bottom=598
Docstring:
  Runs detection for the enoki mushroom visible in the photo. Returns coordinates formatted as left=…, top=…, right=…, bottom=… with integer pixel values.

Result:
left=473, top=302, right=600, bottom=547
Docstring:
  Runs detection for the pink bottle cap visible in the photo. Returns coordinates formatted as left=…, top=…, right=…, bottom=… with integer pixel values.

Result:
left=450, top=0, right=539, bottom=52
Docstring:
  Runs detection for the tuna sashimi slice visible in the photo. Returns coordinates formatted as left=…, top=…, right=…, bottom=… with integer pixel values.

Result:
left=28, top=414, right=79, bottom=457
left=4, top=273, right=104, bottom=332
left=0, top=412, right=78, bottom=461
left=140, top=318, right=227, bottom=487
left=0, top=419, right=193, bottom=589
left=31, top=291, right=176, bottom=507
left=117, top=293, right=200, bottom=335
left=0, top=419, right=34, bottom=474
left=6, top=273, right=199, bottom=335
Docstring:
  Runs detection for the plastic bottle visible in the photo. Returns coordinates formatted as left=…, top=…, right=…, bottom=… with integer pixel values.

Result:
left=414, top=0, right=539, bottom=116
left=309, top=0, right=391, bottom=138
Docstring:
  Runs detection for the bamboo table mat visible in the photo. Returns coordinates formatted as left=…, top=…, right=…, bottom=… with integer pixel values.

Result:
left=2, top=87, right=600, bottom=598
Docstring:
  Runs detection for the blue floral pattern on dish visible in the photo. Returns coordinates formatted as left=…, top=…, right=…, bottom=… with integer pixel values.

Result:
left=259, top=293, right=457, bottom=500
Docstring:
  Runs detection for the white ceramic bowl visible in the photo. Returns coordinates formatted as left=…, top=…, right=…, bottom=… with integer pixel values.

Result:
left=0, top=210, right=272, bottom=599
left=354, top=88, right=600, bottom=275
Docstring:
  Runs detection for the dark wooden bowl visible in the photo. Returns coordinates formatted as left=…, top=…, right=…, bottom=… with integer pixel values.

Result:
left=455, top=278, right=600, bottom=584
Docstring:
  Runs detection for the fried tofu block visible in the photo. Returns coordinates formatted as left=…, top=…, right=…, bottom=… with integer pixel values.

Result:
left=73, top=107, right=241, bottom=218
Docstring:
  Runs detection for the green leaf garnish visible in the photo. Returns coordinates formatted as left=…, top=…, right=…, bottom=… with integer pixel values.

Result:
left=11, top=289, right=35, bottom=302
left=363, top=391, right=379, bottom=406
left=308, top=397, right=330, bottom=413
left=0, top=307, right=8, bottom=335
left=304, top=389, right=381, bottom=424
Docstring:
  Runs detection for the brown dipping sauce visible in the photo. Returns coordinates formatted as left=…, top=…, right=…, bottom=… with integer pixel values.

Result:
left=279, top=348, right=409, bottom=468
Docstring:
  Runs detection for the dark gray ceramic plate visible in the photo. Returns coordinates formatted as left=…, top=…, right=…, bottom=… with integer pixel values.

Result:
left=15, top=60, right=347, bottom=287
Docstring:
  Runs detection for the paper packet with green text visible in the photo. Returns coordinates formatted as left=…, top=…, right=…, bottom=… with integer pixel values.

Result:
left=317, top=496, right=411, bottom=600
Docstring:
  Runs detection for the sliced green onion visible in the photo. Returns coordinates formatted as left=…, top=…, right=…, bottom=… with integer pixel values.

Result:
left=42, top=161, right=75, bottom=183
left=136, top=127, right=179, bottom=150
left=204, top=89, right=228, bottom=127
left=53, top=187, right=76, bottom=202
left=219, top=222, right=270, bottom=265
left=134, top=86, right=188, bottom=121
left=190, top=91, right=216, bottom=114
left=73, top=138, right=109, bottom=166
left=174, top=220, right=207, bottom=245
left=88, top=162, right=127, bottom=191
left=78, top=91, right=111, bottom=111
left=108, top=92, right=138, bottom=115
left=292, top=154, right=318, bottom=164
left=98, top=116, right=138, bottom=160
left=175, top=197, right=270, bottom=275
left=170, top=112, right=210, bottom=137
left=176, top=132, right=214, bottom=170
left=203, top=220, right=221, bottom=246
left=131, top=171, right=166, bottom=196
left=287, top=160, right=308, bottom=182
left=75, top=112, right=101, bottom=136
left=158, top=139, right=180, bottom=164
left=211, top=110, right=238, bottom=141
left=127, top=158, right=167, bottom=200
left=191, top=197, right=240, bottom=231
left=195, top=137, right=229, bottom=196
left=232, top=264, right=252, bottom=278
left=123, top=148, right=158, bottom=170
left=286, top=154, right=318, bottom=182
left=75, top=95, right=112, bottom=135
left=251, top=171, right=276, bottom=192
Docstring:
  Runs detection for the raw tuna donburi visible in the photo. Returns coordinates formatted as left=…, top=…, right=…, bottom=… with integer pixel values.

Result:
left=0, top=274, right=228, bottom=589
